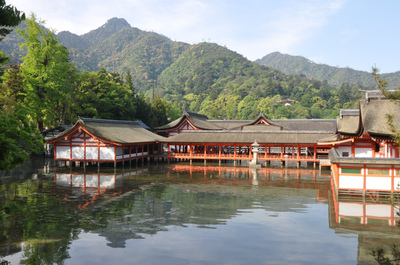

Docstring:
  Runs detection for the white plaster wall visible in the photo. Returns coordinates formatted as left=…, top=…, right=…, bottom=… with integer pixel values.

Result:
left=366, top=204, right=392, bottom=218
left=86, top=147, right=98, bottom=160
left=337, top=146, right=351, bottom=156
left=339, top=202, right=364, bottom=216
left=56, top=146, right=70, bottom=159
left=100, top=147, right=114, bottom=160
left=56, top=173, right=71, bottom=186
left=72, top=146, right=84, bottom=159
left=366, top=177, right=391, bottom=190
left=394, top=177, right=400, bottom=189
left=86, top=175, right=98, bottom=187
left=339, top=175, right=364, bottom=189
left=355, top=148, right=372, bottom=158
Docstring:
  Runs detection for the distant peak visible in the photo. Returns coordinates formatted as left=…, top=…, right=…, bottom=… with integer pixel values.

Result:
left=104, top=17, right=130, bottom=27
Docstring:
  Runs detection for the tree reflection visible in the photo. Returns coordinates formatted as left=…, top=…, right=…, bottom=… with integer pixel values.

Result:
left=1, top=164, right=331, bottom=263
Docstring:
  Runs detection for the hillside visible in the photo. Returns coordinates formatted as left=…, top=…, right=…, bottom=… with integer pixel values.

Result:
left=0, top=17, right=190, bottom=93
left=0, top=17, right=369, bottom=120
left=255, top=52, right=400, bottom=89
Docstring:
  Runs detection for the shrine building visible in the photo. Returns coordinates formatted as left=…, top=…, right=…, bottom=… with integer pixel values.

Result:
left=47, top=117, right=165, bottom=168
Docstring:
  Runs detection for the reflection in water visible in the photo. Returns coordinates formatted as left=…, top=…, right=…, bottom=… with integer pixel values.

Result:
left=1, top=160, right=400, bottom=264
left=330, top=191, right=400, bottom=264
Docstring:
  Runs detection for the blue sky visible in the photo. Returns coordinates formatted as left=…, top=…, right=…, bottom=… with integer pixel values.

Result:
left=7, top=0, right=400, bottom=73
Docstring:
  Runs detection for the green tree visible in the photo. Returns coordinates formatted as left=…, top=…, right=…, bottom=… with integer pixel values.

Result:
left=0, top=0, right=25, bottom=73
left=0, top=2, right=43, bottom=171
left=17, top=14, right=78, bottom=131
left=71, top=69, right=137, bottom=121
left=149, top=96, right=170, bottom=128
left=125, top=70, right=134, bottom=93
left=0, top=109, right=43, bottom=171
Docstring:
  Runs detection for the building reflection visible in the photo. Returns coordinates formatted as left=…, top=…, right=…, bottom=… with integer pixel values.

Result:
left=53, top=168, right=148, bottom=210
left=330, top=188, right=400, bottom=264
left=166, top=164, right=331, bottom=202
left=51, top=164, right=400, bottom=263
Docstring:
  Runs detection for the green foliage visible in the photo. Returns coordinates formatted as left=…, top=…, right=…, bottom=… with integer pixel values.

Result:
left=17, top=14, right=78, bottom=131
left=0, top=0, right=25, bottom=41
left=149, top=96, right=169, bottom=128
left=256, top=51, right=400, bottom=90
left=0, top=0, right=25, bottom=73
left=0, top=109, right=43, bottom=171
left=157, top=42, right=362, bottom=119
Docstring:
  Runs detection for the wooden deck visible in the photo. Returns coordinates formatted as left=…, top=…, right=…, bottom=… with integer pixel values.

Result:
left=165, top=152, right=328, bottom=164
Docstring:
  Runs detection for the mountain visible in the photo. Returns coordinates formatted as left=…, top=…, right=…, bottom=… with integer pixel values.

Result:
left=255, top=52, right=400, bottom=89
left=57, top=18, right=190, bottom=93
left=0, top=18, right=190, bottom=93
left=0, top=17, right=370, bottom=120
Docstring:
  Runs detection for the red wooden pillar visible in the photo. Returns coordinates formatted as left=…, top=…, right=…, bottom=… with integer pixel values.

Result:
left=363, top=164, right=367, bottom=190
left=249, top=144, right=252, bottom=159
left=313, top=147, right=317, bottom=161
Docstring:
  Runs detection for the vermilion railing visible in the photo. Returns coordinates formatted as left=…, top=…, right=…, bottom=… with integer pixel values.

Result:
left=167, top=152, right=320, bottom=161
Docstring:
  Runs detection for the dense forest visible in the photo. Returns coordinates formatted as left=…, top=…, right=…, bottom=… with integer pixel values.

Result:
left=256, top=51, right=400, bottom=90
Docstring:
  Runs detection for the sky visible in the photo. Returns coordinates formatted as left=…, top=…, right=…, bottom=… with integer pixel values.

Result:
left=6, top=0, right=400, bottom=73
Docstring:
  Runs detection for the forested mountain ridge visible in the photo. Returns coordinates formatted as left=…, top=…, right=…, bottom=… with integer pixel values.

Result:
left=58, top=18, right=189, bottom=93
left=255, top=51, right=400, bottom=89
left=0, top=17, right=190, bottom=93
left=0, top=17, right=374, bottom=121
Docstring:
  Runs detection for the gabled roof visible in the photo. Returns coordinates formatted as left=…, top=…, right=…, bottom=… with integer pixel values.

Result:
left=48, top=117, right=166, bottom=144
left=241, top=113, right=284, bottom=130
left=360, top=99, right=400, bottom=138
left=156, top=111, right=224, bottom=131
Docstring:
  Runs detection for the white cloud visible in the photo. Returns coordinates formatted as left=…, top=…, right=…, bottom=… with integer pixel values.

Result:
left=7, top=0, right=346, bottom=60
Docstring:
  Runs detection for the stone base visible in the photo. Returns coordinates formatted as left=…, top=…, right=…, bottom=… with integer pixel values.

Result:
left=249, top=161, right=261, bottom=168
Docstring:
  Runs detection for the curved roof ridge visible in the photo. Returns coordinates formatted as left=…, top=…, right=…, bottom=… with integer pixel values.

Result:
left=79, top=117, right=139, bottom=125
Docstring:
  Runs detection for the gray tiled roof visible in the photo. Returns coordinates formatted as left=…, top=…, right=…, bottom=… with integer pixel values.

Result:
left=165, top=130, right=338, bottom=144
left=48, top=117, right=165, bottom=144
left=360, top=99, right=400, bottom=137
left=157, top=111, right=337, bottom=133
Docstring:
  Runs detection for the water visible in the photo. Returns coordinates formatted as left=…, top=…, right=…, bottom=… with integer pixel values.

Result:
left=1, top=157, right=399, bottom=264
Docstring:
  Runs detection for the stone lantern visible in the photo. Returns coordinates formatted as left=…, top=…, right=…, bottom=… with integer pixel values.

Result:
left=249, top=140, right=261, bottom=168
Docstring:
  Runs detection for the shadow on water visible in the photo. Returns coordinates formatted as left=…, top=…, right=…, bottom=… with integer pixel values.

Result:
left=1, top=158, right=400, bottom=264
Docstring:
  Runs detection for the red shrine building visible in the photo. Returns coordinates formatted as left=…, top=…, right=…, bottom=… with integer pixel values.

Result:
left=327, top=93, right=400, bottom=196
left=156, top=111, right=338, bottom=167
left=47, top=118, right=165, bottom=167
left=48, top=90, right=400, bottom=196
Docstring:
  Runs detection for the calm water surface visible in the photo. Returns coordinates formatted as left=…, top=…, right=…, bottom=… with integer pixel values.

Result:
left=1, top=157, right=399, bottom=264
